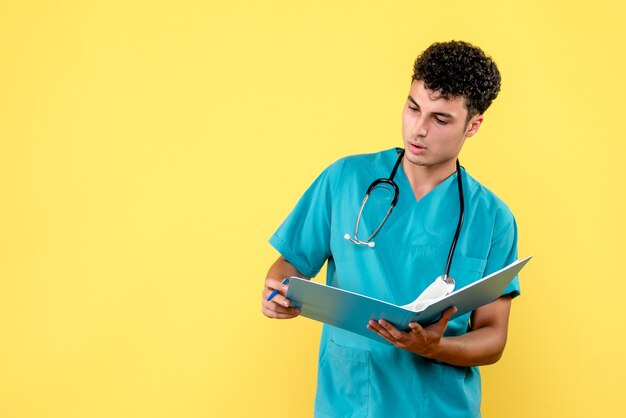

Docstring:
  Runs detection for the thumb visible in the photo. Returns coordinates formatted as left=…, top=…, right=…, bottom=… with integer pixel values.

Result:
left=439, top=306, right=458, bottom=324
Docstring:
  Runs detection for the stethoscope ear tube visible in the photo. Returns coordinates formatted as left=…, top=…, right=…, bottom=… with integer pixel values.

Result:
left=443, top=159, right=465, bottom=277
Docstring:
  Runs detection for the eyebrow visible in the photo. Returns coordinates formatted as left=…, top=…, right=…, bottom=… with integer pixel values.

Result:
left=407, top=95, right=455, bottom=119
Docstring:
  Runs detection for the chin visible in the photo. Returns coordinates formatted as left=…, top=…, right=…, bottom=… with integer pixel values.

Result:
left=404, top=153, right=429, bottom=167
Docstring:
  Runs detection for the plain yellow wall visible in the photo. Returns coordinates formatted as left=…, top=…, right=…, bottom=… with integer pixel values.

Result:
left=1, top=0, right=625, bottom=417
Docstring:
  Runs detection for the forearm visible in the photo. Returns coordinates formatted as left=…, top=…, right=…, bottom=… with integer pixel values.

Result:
left=427, top=325, right=508, bottom=367
left=426, top=296, right=512, bottom=367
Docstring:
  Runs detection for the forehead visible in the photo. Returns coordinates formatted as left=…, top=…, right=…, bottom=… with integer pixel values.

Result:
left=408, top=80, right=468, bottom=116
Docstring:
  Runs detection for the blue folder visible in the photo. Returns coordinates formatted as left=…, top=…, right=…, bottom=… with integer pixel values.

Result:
left=285, top=256, right=531, bottom=345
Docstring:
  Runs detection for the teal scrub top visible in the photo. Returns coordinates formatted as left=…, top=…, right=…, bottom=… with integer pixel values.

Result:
left=270, top=149, right=520, bottom=418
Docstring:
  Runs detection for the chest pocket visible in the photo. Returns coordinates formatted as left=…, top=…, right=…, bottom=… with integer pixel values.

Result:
left=445, top=255, right=488, bottom=337
left=449, top=255, right=487, bottom=289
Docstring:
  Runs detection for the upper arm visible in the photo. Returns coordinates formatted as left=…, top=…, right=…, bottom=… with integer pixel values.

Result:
left=268, top=159, right=345, bottom=278
left=470, top=295, right=513, bottom=343
left=272, top=256, right=309, bottom=280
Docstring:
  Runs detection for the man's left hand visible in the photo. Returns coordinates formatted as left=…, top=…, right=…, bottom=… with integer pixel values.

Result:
left=367, top=306, right=457, bottom=358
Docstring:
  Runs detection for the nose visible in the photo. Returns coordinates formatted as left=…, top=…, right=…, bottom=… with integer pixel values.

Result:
left=411, top=115, right=427, bottom=137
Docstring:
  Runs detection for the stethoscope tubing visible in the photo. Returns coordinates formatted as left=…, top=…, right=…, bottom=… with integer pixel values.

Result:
left=345, top=149, right=465, bottom=279
left=443, top=159, right=464, bottom=278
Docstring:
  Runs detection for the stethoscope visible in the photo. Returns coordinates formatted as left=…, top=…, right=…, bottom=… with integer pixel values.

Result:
left=343, top=149, right=465, bottom=295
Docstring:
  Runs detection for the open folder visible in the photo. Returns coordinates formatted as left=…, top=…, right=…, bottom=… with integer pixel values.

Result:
left=285, top=256, right=531, bottom=345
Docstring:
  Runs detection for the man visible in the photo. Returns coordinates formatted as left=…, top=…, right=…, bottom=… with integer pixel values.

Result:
left=261, top=41, right=520, bottom=418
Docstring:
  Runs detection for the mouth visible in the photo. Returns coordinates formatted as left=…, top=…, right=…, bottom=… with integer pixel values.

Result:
left=408, top=142, right=427, bottom=153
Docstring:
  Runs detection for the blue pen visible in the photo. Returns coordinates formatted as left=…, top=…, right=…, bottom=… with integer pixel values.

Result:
left=267, top=278, right=290, bottom=301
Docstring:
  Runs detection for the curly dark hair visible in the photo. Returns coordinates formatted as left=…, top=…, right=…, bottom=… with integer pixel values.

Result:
left=412, top=41, right=501, bottom=119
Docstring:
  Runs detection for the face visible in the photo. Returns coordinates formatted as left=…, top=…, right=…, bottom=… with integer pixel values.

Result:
left=402, top=80, right=483, bottom=171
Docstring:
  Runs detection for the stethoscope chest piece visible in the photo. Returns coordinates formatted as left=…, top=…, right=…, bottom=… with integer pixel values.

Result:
left=437, top=274, right=456, bottom=294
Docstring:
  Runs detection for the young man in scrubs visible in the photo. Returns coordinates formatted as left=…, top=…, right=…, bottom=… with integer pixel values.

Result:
left=261, top=41, right=520, bottom=418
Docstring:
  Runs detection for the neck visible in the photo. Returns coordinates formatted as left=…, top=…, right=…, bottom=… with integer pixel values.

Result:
left=402, top=158, right=458, bottom=201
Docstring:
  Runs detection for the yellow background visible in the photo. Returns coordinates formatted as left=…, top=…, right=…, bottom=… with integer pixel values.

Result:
left=1, top=0, right=625, bottom=417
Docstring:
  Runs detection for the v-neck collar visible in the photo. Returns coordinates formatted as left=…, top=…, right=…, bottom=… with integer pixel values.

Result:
left=392, top=151, right=459, bottom=205
left=379, top=149, right=459, bottom=203
left=365, top=149, right=462, bottom=242
left=398, top=167, right=457, bottom=203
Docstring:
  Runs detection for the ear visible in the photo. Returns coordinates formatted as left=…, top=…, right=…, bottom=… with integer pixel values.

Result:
left=465, top=114, right=484, bottom=138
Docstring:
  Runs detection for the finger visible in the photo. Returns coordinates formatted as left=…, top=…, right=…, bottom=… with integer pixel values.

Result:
left=261, top=304, right=301, bottom=319
left=425, top=306, right=457, bottom=334
left=262, top=291, right=292, bottom=308
left=262, top=305, right=300, bottom=319
left=367, top=320, right=396, bottom=341
left=408, top=322, right=423, bottom=334
left=370, top=321, right=396, bottom=343
left=439, top=306, right=458, bottom=324
left=377, top=319, right=405, bottom=340
left=262, top=298, right=299, bottom=314
left=264, top=277, right=288, bottom=293
left=262, top=283, right=288, bottom=300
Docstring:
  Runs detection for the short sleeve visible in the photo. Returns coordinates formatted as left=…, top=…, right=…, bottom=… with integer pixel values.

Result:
left=269, top=159, right=344, bottom=278
left=485, top=208, right=521, bottom=299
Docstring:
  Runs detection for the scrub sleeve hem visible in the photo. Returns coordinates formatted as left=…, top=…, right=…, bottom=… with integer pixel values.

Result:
left=269, top=233, right=319, bottom=278
left=503, top=288, right=521, bottom=299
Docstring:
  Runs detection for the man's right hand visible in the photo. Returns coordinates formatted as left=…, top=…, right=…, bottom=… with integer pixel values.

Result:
left=261, top=277, right=301, bottom=319
left=261, top=256, right=306, bottom=319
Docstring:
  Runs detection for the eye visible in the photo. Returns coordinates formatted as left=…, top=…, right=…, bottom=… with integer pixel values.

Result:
left=408, top=106, right=419, bottom=112
left=434, top=118, right=448, bottom=125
